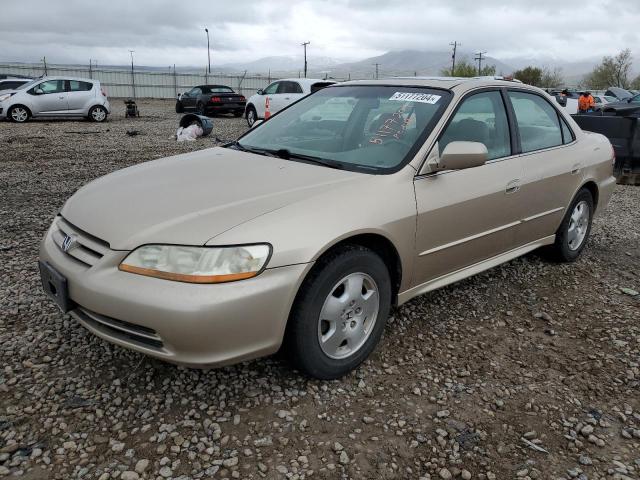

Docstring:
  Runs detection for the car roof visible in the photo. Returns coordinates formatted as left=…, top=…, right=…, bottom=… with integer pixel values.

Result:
left=35, top=76, right=99, bottom=83
left=335, top=76, right=535, bottom=94
left=196, top=85, right=235, bottom=89
left=272, top=78, right=336, bottom=86
left=0, top=78, right=31, bottom=82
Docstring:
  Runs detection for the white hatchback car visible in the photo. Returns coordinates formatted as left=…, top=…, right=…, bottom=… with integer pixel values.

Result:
left=0, top=76, right=111, bottom=123
left=244, top=78, right=335, bottom=127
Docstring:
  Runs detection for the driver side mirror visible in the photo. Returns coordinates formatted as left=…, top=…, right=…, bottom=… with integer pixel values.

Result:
left=34, top=88, right=44, bottom=95
left=257, top=89, right=265, bottom=95
left=439, top=141, right=488, bottom=170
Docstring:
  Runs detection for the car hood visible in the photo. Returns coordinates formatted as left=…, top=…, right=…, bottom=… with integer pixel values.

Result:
left=61, top=147, right=363, bottom=250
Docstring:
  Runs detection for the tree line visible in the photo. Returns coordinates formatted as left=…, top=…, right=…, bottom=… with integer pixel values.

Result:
left=439, top=49, right=640, bottom=90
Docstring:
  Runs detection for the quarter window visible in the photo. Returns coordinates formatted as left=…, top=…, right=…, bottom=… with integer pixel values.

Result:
left=439, top=90, right=511, bottom=160
left=560, top=117, right=574, bottom=144
left=508, top=91, right=563, bottom=153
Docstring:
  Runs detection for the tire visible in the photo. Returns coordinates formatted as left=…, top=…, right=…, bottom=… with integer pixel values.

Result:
left=8, top=105, right=30, bottom=123
left=196, top=102, right=206, bottom=116
left=88, top=105, right=108, bottom=122
left=285, top=245, right=392, bottom=379
left=547, top=188, right=594, bottom=262
left=175, top=101, right=184, bottom=113
left=246, top=105, right=257, bottom=127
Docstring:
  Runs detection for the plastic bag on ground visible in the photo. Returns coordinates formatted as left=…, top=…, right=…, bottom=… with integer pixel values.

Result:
left=176, top=124, right=204, bottom=142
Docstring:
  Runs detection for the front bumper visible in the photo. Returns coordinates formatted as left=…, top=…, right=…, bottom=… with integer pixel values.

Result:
left=39, top=220, right=308, bottom=367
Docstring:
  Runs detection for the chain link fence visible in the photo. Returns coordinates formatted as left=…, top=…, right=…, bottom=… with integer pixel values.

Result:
left=0, top=63, right=277, bottom=99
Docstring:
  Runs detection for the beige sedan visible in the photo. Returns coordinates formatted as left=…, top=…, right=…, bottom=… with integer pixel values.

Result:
left=39, top=78, right=615, bottom=379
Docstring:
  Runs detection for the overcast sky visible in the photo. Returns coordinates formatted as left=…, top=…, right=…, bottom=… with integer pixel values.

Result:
left=1, top=0, right=638, bottom=68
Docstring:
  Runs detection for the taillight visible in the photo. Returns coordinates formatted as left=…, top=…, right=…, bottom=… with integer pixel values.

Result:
left=211, top=96, right=221, bottom=103
left=100, top=87, right=107, bottom=97
left=240, top=96, right=246, bottom=101
left=610, top=142, right=616, bottom=166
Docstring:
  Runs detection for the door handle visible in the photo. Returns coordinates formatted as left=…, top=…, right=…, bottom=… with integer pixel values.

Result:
left=505, top=179, right=521, bottom=194
left=59, top=96, right=65, bottom=99
left=284, top=97, right=290, bottom=100
left=571, top=163, right=582, bottom=174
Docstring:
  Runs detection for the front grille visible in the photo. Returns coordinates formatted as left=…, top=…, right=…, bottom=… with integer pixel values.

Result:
left=52, top=217, right=109, bottom=267
left=74, top=307, right=164, bottom=350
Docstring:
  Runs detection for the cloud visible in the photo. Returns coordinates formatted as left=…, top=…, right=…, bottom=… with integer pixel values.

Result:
left=0, top=0, right=638, bottom=68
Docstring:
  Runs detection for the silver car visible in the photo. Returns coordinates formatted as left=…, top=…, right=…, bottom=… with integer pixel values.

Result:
left=0, top=76, right=110, bottom=122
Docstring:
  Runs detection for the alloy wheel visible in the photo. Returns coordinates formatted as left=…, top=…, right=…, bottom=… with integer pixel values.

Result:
left=11, top=107, right=28, bottom=122
left=317, top=272, right=380, bottom=360
left=91, top=107, right=106, bottom=122
left=567, top=200, right=590, bottom=251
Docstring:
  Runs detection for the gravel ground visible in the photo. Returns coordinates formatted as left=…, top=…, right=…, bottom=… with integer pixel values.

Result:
left=1, top=99, right=639, bottom=480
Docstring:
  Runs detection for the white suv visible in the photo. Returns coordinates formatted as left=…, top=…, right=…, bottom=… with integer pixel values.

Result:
left=0, top=76, right=111, bottom=123
left=244, top=78, right=335, bottom=127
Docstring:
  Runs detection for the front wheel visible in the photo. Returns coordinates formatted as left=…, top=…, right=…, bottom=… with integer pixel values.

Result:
left=88, top=105, right=108, bottom=122
left=175, top=101, right=184, bottom=113
left=8, top=105, right=30, bottom=123
left=547, top=188, right=594, bottom=262
left=285, top=245, right=392, bottom=379
left=246, top=106, right=257, bottom=127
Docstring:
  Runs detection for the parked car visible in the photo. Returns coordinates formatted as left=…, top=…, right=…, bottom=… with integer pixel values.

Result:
left=0, top=76, right=110, bottom=123
left=244, top=78, right=335, bottom=127
left=175, top=85, right=246, bottom=117
left=604, top=87, right=633, bottom=101
left=39, top=77, right=615, bottom=379
left=601, top=92, right=640, bottom=110
left=0, top=77, right=31, bottom=93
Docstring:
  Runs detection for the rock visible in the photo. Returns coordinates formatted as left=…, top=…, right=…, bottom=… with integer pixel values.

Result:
left=339, top=451, right=349, bottom=465
left=159, top=466, right=172, bottom=478
left=223, top=456, right=239, bottom=467
left=121, top=472, right=140, bottom=480
left=439, top=468, right=452, bottom=479
left=461, top=469, right=472, bottom=479
left=135, top=459, right=149, bottom=474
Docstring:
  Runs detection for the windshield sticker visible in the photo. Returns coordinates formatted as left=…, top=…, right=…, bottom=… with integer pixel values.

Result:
left=369, top=104, right=412, bottom=145
left=389, top=92, right=441, bottom=104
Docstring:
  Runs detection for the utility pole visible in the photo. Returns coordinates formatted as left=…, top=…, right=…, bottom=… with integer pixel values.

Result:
left=204, top=28, right=211, bottom=74
left=301, top=41, right=310, bottom=77
left=129, top=50, right=136, bottom=100
left=450, top=41, right=460, bottom=75
left=42, top=56, right=48, bottom=76
left=474, top=51, right=487, bottom=76
left=372, top=63, right=380, bottom=80
left=88, top=59, right=97, bottom=78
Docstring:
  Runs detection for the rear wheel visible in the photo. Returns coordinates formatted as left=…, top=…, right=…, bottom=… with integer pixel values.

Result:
left=547, top=188, right=594, bottom=262
left=88, top=105, right=108, bottom=122
left=196, top=102, right=206, bottom=116
left=246, top=105, right=257, bottom=127
left=285, top=245, right=392, bottom=379
left=8, top=105, right=30, bottom=123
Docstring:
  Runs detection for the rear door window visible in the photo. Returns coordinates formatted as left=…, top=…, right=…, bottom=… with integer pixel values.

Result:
left=439, top=90, right=511, bottom=160
left=278, top=81, right=303, bottom=94
left=508, top=91, right=563, bottom=153
left=69, top=80, right=93, bottom=91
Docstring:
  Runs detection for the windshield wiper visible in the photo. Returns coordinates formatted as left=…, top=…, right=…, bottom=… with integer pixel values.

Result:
left=261, top=148, right=346, bottom=170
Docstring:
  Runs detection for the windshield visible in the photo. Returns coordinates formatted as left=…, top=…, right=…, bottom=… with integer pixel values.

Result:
left=202, top=86, right=234, bottom=94
left=237, top=85, right=451, bottom=173
left=17, top=79, right=40, bottom=90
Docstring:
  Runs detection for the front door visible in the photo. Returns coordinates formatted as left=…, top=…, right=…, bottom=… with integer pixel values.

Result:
left=260, top=81, right=280, bottom=118
left=413, top=89, right=524, bottom=287
left=30, top=80, right=67, bottom=114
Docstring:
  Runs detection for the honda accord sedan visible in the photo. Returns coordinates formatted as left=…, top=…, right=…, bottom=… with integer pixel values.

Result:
left=39, top=77, right=615, bottom=379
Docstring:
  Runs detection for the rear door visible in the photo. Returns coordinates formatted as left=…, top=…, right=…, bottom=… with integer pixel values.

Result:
left=506, top=90, right=583, bottom=246
left=29, top=80, right=67, bottom=114
left=66, top=80, right=94, bottom=113
left=413, top=89, right=524, bottom=286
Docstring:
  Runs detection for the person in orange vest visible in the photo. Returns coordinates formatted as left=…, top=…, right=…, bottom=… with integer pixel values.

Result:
left=578, top=91, right=595, bottom=113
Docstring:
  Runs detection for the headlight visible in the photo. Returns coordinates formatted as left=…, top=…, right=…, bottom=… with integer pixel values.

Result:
left=119, top=244, right=271, bottom=283
left=0, top=93, right=14, bottom=102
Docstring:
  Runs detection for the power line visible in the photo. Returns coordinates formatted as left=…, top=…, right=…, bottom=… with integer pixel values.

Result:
left=301, top=41, right=310, bottom=77
left=474, top=51, right=487, bottom=76
left=450, top=41, right=460, bottom=74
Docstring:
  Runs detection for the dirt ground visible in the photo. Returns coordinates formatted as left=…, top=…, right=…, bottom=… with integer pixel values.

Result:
left=0, top=99, right=639, bottom=480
